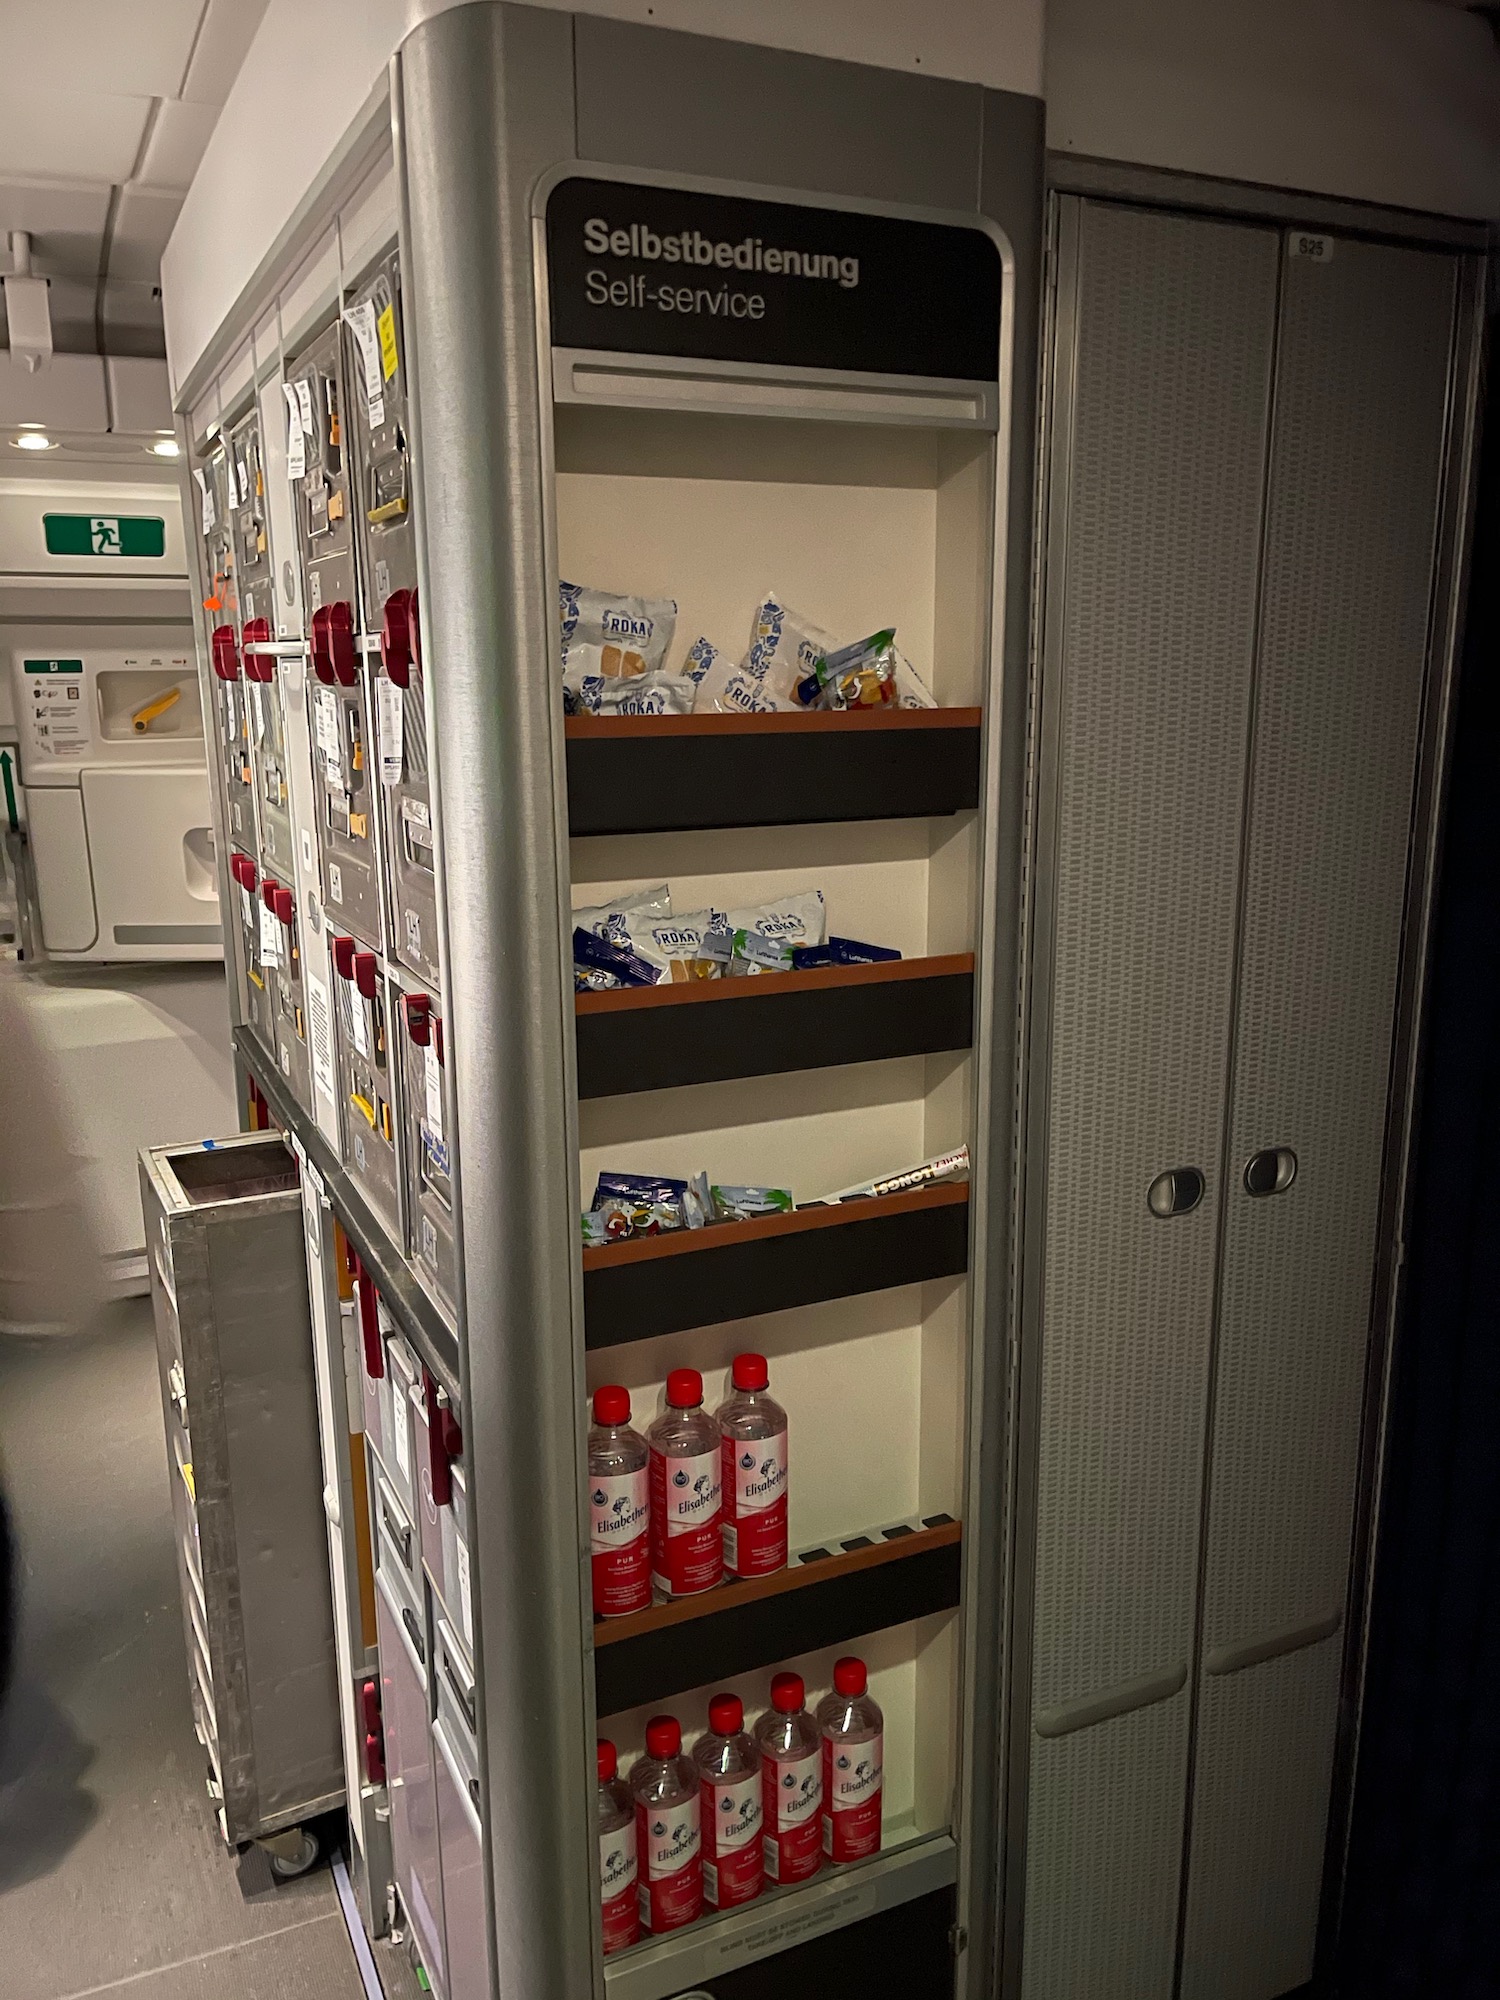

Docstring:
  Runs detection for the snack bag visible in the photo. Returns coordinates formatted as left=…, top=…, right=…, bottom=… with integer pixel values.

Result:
left=591, top=1171, right=705, bottom=1239
left=681, top=636, right=724, bottom=690
left=720, top=891, right=827, bottom=974
left=566, top=670, right=695, bottom=716
left=797, top=629, right=900, bottom=711
left=572, top=885, right=670, bottom=989
left=691, top=596, right=829, bottom=715
left=559, top=581, right=677, bottom=681
left=894, top=650, right=937, bottom=708
left=711, top=1185, right=794, bottom=1222
left=621, top=910, right=734, bottom=984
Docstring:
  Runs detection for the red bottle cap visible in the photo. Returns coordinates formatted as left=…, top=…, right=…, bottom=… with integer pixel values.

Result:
left=666, top=1367, right=703, bottom=1409
left=731, top=1352, right=769, bottom=1392
left=593, top=1385, right=630, bottom=1427
left=597, top=1739, right=617, bottom=1783
left=644, top=1716, right=681, bottom=1759
left=833, top=1657, right=867, bottom=1697
left=771, top=1672, right=804, bottom=1714
left=708, top=1693, right=743, bottom=1736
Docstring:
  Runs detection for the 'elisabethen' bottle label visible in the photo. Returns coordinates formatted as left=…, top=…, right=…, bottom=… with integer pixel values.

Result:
left=721, top=1427, right=787, bottom=1578
left=701, top=1769, right=763, bottom=1908
left=649, top=1445, right=722, bottom=1596
left=599, top=1823, right=639, bottom=1954
left=822, top=1730, right=883, bottom=1862
left=590, top=1467, right=651, bottom=1617
left=635, top=1794, right=702, bottom=1933
left=761, top=1745, right=822, bottom=1884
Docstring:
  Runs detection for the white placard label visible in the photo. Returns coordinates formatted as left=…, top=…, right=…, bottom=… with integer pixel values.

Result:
left=376, top=674, right=404, bottom=784
left=346, top=978, right=370, bottom=1059
left=314, top=686, right=342, bottom=779
left=294, top=376, right=314, bottom=440
left=424, top=1042, right=443, bottom=1142
left=306, top=972, right=337, bottom=1106
left=193, top=466, right=214, bottom=533
left=455, top=1537, right=473, bottom=1646
left=234, top=455, right=250, bottom=504
left=283, top=383, right=305, bottom=480
left=391, top=1396, right=411, bottom=1480
left=258, top=899, right=281, bottom=966
left=1289, top=232, right=1334, bottom=263
left=343, top=301, right=386, bottom=430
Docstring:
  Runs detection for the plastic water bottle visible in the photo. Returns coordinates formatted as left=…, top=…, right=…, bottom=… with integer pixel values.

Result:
left=588, top=1385, right=652, bottom=1617
left=647, top=1368, right=723, bottom=1598
left=754, top=1672, right=823, bottom=1885
left=629, top=1715, right=703, bottom=1933
left=716, top=1352, right=789, bottom=1578
left=817, top=1657, right=884, bottom=1863
left=596, top=1739, right=639, bottom=1955
left=693, top=1692, right=764, bottom=1909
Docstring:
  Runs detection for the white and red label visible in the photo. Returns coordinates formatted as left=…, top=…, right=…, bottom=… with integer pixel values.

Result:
left=599, top=1822, right=639, bottom=1955
left=649, top=1445, right=722, bottom=1597
left=635, top=1794, right=702, bottom=1933
left=721, top=1426, right=788, bottom=1577
left=590, top=1467, right=651, bottom=1617
left=761, top=1746, right=823, bottom=1884
left=822, top=1731, right=884, bottom=1863
left=701, top=1770, right=763, bottom=1908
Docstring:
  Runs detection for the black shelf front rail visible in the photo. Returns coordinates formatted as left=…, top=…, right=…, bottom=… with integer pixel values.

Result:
left=575, top=953, right=974, bottom=1098
left=582, top=1182, right=971, bottom=1348
left=594, top=1518, right=962, bottom=1716
left=566, top=707, right=982, bottom=836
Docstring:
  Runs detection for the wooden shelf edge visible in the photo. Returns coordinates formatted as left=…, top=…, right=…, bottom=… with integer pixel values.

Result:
left=565, top=707, right=981, bottom=741
left=593, top=1519, right=963, bottom=1651
left=581, top=1179, right=970, bottom=1271
left=574, top=952, right=974, bottom=1017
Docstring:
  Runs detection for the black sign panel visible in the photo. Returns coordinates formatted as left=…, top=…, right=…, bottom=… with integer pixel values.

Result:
left=546, top=177, right=1002, bottom=382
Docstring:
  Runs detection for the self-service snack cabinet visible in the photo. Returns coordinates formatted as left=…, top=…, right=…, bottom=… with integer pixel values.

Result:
left=181, top=9, right=1042, bottom=1995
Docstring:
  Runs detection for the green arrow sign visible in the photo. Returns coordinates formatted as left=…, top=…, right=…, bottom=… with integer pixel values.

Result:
left=43, top=514, right=165, bottom=558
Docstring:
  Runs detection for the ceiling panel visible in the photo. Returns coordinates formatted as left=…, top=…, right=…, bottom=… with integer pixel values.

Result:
left=0, top=180, right=111, bottom=281
left=138, top=99, right=222, bottom=194
left=0, top=88, right=152, bottom=183
left=181, top=0, right=272, bottom=105
left=3, top=0, right=207, bottom=101
left=109, top=186, right=186, bottom=284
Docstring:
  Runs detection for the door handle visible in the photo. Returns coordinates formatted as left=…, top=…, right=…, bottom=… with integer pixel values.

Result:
left=1147, top=1166, right=1205, bottom=1217
left=1244, top=1147, right=1297, bottom=1196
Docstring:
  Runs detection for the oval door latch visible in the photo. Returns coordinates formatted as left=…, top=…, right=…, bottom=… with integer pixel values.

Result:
left=1147, top=1167, right=1205, bottom=1217
left=1244, top=1147, right=1297, bottom=1196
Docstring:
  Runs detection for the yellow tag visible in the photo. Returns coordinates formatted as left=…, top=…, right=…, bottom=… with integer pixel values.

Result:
left=328, top=488, right=345, bottom=523
left=181, top=1460, right=196, bottom=1503
left=378, top=303, right=398, bottom=381
left=349, top=810, right=367, bottom=838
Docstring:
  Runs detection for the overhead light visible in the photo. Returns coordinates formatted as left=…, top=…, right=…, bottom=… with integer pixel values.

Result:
left=149, top=437, right=181, bottom=458
left=11, top=431, right=56, bottom=451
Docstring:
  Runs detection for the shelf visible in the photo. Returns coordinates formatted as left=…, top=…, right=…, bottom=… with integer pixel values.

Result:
left=595, top=1517, right=960, bottom=1716
left=603, top=1838, right=956, bottom=2000
left=233, top=1026, right=461, bottom=1393
left=582, top=1181, right=970, bottom=1348
left=565, top=707, right=982, bottom=836
left=575, top=953, right=973, bottom=1098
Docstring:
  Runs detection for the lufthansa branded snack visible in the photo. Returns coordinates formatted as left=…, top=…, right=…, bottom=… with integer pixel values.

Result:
left=711, top=1185, right=793, bottom=1222
left=791, top=936, right=902, bottom=970
left=721, top=890, right=827, bottom=975
left=797, top=629, right=899, bottom=711
left=573, top=884, right=670, bottom=990
left=585, top=1170, right=713, bottom=1243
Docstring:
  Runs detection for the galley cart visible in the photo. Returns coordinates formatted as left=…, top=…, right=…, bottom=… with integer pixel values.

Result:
left=179, top=7, right=1041, bottom=1996
left=140, top=1133, right=344, bottom=1871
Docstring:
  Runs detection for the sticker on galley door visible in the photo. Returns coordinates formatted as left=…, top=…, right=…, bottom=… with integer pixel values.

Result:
left=546, top=177, right=1003, bottom=382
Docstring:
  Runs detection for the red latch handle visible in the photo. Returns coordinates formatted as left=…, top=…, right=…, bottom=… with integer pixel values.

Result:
left=241, top=615, right=273, bottom=682
left=424, top=1368, right=461, bottom=1508
left=239, top=856, right=258, bottom=893
left=332, top=934, right=356, bottom=981
left=210, top=624, right=240, bottom=681
left=261, top=878, right=278, bottom=910
left=403, top=992, right=431, bottom=1045
left=360, top=1676, right=386, bottom=1787
left=354, top=951, right=378, bottom=1001
left=273, top=887, right=294, bottom=927
left=311, top=600, right=358, bottom=686
left=229, top=853, right=247, bottom=888
left=380, top=588, right=419, bottom=690
left=353, top=1256, right=384, bottom=1381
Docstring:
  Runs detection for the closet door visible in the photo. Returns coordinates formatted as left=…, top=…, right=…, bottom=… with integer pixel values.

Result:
left=1021, top=200, right=1279, bottom=2000
left=1179, top=237, right=1461, bottom=2000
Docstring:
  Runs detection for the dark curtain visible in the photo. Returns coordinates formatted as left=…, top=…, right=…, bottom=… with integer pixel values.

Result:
left=1335, top=330, right=1500, bottom=1996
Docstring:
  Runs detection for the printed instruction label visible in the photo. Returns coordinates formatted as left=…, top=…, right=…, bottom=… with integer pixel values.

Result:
left=423, top=1043, right=443, bottom=1142
left=455, top=1535, right=473, bottom=1646
left=306, top=972, right=337, bottom=1107
left=193, top=466, right=214, bottom=533
left=25, top=661, right=91, bottom=759
left=376, top=674, right=404, bottom=784
left=347, top=981, right=370, bottom=1059
left=283, top=383, right=305, bottom=480
left=343, top=300, right=386, bottom=430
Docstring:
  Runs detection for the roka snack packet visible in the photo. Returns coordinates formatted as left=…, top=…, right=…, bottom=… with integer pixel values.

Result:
left=565, top=669, right=695, bottom=716
left=621, top=910, right=734, bottom=983
left=559, top=581, right=677, bottom=681
left=691, top=595, right=829, bottom=715
left=720, top=891, right=827, bottom=974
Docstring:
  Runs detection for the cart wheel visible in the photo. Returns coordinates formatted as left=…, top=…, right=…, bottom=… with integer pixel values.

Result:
left=264, top=1826, right=321, bottom=1879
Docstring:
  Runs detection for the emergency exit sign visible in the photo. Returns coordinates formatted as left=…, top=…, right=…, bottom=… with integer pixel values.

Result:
left=43, top=513, right=165, bottom=558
